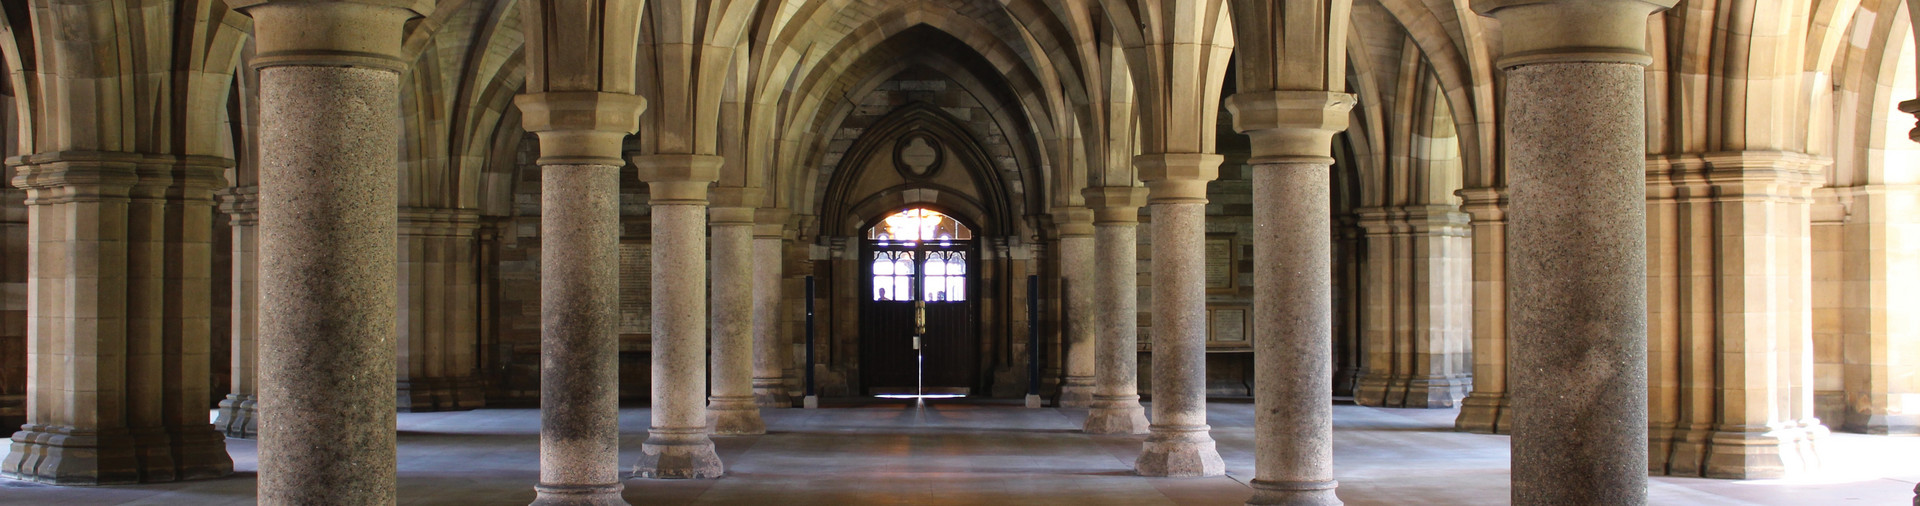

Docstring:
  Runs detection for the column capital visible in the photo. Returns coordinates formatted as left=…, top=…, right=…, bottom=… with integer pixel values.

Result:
left=218, top=185, right=261, bottom=225
left=1472, top=0, right=1677, bottom=68
left=709, top=187, right=764, bottom=210
left=754, top=208, right=791, bottom=238
left=229, top=0, right=430, bottom=71
left=633, top=154, right=722, bottom=205
left=1053, top=206, right=1095, bottom=237
left=1223, top=90, right=1356, bottom=162
left=1456, top=186, right=1509, bottom=222
left=1082, top=186, right=1149, bottom=225
left=1135, top=153, right=1221, bottom=204
left=709, top=207, right=757, bottom=227
left=515, top=91, right=647, bottom=166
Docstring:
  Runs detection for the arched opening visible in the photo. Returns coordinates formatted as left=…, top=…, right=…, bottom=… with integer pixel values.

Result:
left=860, top=208, right=980, bottom=396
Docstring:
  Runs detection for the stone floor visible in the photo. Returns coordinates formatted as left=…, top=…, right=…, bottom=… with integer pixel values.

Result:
left=0, top=400, right=1914, bottom=505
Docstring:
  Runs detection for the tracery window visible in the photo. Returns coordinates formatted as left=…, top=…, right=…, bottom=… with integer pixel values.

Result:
left=873, top=251, right=915, bottom=301
left=923, top=251, right=966, bottom=302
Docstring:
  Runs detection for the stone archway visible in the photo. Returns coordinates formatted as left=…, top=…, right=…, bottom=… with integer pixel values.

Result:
left=813, top=100, right=1024, bottom=398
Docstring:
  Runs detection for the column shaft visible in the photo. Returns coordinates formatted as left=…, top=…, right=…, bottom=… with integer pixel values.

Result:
left=1505, top=62, right=1649, bottom=505
left=1244, top=162, right=1340, bottom=504
left=751, top=231, right=786, bottom=407
left=532, top=165, right=624, bottom=502
left=1084, top=189, right=1148, bottom=435
left=255, top=65, right=403, bottom=504
left=214, top=188, right=259, bottom=439
left=1058, top=227, right=1096, bottom=408
left=634, top=203, right=723, bottom=478
left=708, top=210, right=764, bottom=435
left=1135, top=193, right=1225, bottom=477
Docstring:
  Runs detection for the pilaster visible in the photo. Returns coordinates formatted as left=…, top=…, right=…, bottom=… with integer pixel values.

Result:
left=1454, top=187, right=1510, bottom=435
left=396, top=207, right=485, bottom=413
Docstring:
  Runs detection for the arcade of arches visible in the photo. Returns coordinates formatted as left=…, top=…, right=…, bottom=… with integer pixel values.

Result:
left=0, top=0, right=1917, bottom=504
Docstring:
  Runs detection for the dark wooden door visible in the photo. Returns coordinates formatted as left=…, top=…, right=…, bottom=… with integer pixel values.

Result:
left=860, top=245, right=977, bottom=395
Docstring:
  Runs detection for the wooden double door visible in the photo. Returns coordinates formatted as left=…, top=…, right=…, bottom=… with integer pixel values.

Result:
left=859, top=241, right=978, bottom=396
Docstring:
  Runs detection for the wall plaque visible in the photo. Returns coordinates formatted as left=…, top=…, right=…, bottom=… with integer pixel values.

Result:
left=1209, top=307, right=1247, bottom=345
left=619, top=242, right=651, bottom=334
left=1204, top=235, right=1235, bottom=291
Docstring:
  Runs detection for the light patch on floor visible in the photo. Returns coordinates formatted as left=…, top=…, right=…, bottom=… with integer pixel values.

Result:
left=0, top=402, right=1914, bottom=505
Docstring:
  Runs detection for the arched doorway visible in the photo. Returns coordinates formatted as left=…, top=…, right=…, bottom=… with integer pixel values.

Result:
left=860, top=208, right=979, bottom=396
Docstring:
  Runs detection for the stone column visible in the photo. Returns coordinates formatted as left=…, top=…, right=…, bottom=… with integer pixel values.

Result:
left=1056, top=207, right=1097, bottom=408
left=397, top=207, right=485, bottom=413
left=515, top=91, right=645, bottom=505
left=707, top=192, right=765, bottom=435
left=1471, top=1, right=1674, bottom=503
left=1133, top=154, right=1225, bottom=477
left=4, top=153, right=144, bottom=485
left=752, top=208, right=790, bottom=407
left=214, top=186, right=259, bottom=438
left=1225, top=90, right=1355, bottom=505
left=632, top=154, right=724, bottom=479
left=1082, top=187, right=1149, bottom=434
left=233, top=1, right=422, bottom=501
left=1454, top=187, right=1510, bottom=434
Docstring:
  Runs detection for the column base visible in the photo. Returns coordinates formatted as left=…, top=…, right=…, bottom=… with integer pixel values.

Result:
left=532, top=482, right=629, bottom=506
left=1702, top=424, right=1824, bottom=479
left=397, top=376, right=487, bottom=413
left=1246, top=479, right=1342, bottom=506
left=129, top=427, right=178, bottom=483
left=1844, top=412, right=1920, bottom=435
left=1453, top=392, right=1507, bottom=434
left=1058, top=376, right=1096, bottom=408
left=1404, top=375, right=1471, bottom=408
left=2, top=425, right=142, bottom=485
left=167, top=424, right=234, bottom=481
left=1135, top=425, right=1225, bottom=477
left=1084, top=396, right=1150, bottom=434
left=706, top=396, right=766, bottom=435
left=751, top=378, right=787, bottom=408
left=1352, top=374, right=1397, bottom=407
left=214, top=394, right=258, bottom=438
left=633, top=431, right=723, bottom=479
left=1660, top=425, right=1712, bottom=476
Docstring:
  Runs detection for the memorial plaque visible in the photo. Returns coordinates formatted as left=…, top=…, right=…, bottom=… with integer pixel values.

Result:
left=1210, top=308, right=1247, bottom=344
left=1204, top=236, right=1234, bottom=290
left=619, top=242, right=651, bottom=334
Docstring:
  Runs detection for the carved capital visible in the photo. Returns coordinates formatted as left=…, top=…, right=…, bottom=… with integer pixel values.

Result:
left=515, top=91, right=647, bottom=165
left=1472, top=0, right=1677, bottom=68
left=1135, top=153, right=1221, bottom=204
left=229, top=0, right=430, bottom=71
left=1224, top=90, right=1356, bottom=162
left=633, top=154, right=722, bottom=205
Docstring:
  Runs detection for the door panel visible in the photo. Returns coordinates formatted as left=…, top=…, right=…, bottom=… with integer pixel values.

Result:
left=859, top=245, right=978, bottom=396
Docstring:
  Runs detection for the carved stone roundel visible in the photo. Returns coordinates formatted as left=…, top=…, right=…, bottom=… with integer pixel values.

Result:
left=896, top=133, right=942, bottom=178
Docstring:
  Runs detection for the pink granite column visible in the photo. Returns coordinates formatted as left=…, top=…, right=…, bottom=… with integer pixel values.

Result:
left=230, top=1, right=424, bottom=501
left=1082, top=187, right=1149, bottom=434
left=632, top=155, right=724, bottom=479
left=1056, top=207, right=1097, bottom=408
left=707, top=201, right=765, bottom=435
left=752, top=209, right=790, bottom=407
left=1472, top=1, right=1674, bottom=503
left=1133, top=154, right=1225, bottom=477
left=515, top=91, right=645, bottom=505
left=1224, top=90, right=1356, bottom=505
